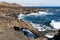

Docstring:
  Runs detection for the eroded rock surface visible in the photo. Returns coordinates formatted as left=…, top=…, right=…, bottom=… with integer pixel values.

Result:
left=0, top=2, right=48, bottom=40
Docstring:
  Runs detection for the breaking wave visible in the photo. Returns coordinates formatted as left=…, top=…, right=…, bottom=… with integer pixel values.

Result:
left=30, top=22, right=52, bottom=31
left=18, top=11, right=53, bottom=19
left=18, top=11, right=60, bottom=38
left=26, top=11, right=53, bottom=16
left=50, top=20, right=60, bottom=30
left=18, top=11, right=54, bottom=31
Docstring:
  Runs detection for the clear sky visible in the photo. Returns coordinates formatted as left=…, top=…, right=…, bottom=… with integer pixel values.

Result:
left=0, top=0, right=60, bottom=6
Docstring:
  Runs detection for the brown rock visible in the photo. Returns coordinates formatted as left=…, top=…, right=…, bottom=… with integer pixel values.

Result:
left=0, top=2, right=48, bottom=40
left=0, top=16, right=48, bottom=40
left=0, top=2, right=21, bottom=8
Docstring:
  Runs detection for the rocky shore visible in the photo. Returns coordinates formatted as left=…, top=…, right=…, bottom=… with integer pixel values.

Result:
left=0, top=2, right=59, bottom=40
left=0, top=2, right=48, bottom=40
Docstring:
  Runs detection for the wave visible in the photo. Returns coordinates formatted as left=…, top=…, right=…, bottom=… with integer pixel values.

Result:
left=50, top=20, right=60, bottom=30
left=30, top=22, right=45, bottom=31
left=18, top=13, right=59, bottom=38
left=27, top=11, right=53, bottom=17
left=18, top=14, right=26, bottom=20
left=38, top=11, right=53, bottom=15
left=18, top=12, right=54, bottom=31
left=45, top=33, right=54, bottom=38
left=30, top=22, right=52, bottom=31
left=18, top=14, right=52, bottom=31
left=18, top=11, right=53, bottom=20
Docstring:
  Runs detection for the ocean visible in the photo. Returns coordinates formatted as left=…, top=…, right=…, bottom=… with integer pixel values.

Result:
left=24, top=6, right=60, bottom=9
left=18, top=8, right=60, bottom=38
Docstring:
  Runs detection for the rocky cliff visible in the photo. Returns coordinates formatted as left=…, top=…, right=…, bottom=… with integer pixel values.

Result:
left=0, top=2, right=48, bottom=40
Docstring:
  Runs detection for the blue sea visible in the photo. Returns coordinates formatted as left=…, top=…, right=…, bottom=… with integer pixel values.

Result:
left=18, top=7, right=60, bottom=38
left=24, top=6, right=60, bottom=9
left=18, top=8, right=60, bottom=31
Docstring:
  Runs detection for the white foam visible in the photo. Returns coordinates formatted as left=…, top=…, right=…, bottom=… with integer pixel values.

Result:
left=56, top=9, right=60, bottom=11
left=26, top=11, right=53, bottom=17
left=18, top=14, right=25, bottom=20
left=50, top=20, right=60, bottom=29
left=30, top=22, right=52, bottom=31
left=45, top=33, right=54, bottom=38
left=18, top=12, right=53, bottom=19
left=18, top=12, right=53, bottom=31
left=26, top=13, right=39, bottom=16
left=29, top=22, right=45, bottom=31
left=38, top=11, right=53, bottom=15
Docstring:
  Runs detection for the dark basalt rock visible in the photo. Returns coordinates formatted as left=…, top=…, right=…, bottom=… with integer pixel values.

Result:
left=14, top=26, right=38, bottom=39
left=52, top=29, right=60, bottom=40
left=14, top=26, right=20, bottom=31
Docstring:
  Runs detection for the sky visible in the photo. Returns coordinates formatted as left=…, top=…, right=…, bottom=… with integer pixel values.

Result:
left=0, top=0, right=60, bottom=6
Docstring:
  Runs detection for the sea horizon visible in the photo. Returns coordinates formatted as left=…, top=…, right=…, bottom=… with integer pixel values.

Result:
left=23, top=6, right=60, bottom=9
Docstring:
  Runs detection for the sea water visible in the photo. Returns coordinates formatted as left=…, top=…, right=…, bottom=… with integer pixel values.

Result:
left=18, top=9, right=60, bottom=38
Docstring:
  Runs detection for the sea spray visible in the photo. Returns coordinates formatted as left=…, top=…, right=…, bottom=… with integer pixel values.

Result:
left=45, top=33, right=54, bottom=38
left=30, top=22, right=52, bottom=31
left=38, top=11, right=53, bottom=15
left=50, top=20, right=60, bottom=29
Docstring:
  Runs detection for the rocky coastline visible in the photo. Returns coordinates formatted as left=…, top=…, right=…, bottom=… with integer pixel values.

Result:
left=0, top=2, right=59, bottom=40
